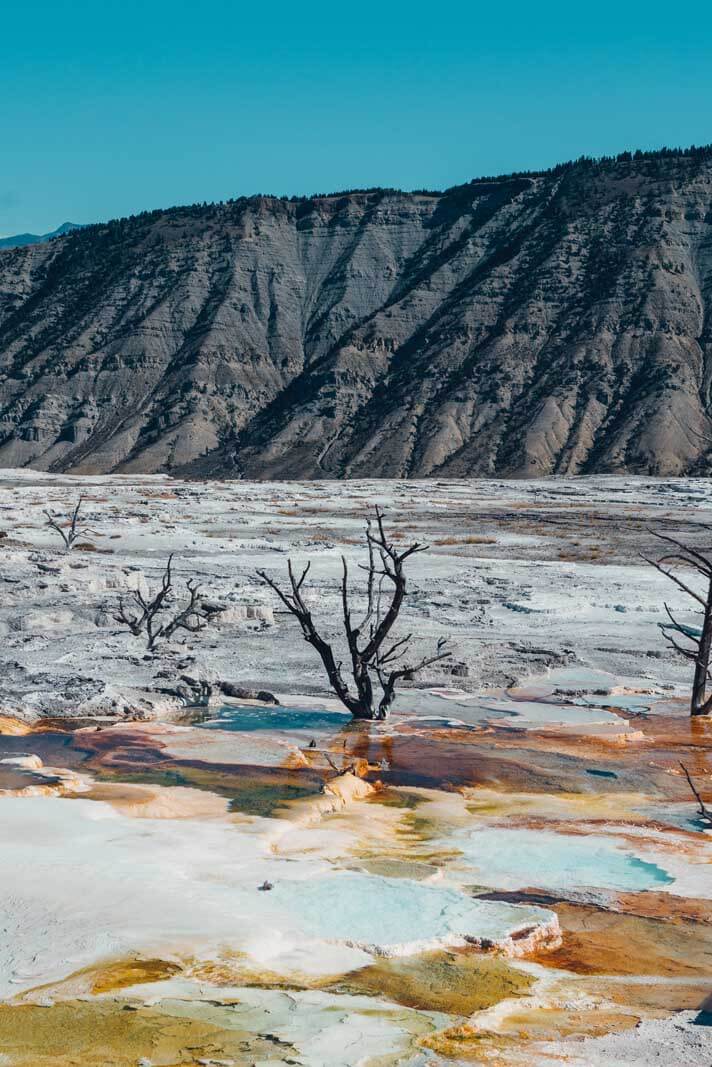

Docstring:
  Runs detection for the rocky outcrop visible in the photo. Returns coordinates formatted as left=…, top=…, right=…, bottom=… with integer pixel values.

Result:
left=1, top=151, right=712, bottom=477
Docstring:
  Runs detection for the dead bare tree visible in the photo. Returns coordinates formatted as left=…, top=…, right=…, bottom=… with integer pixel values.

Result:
left=258, top=507, right=451, bottom=719
left=679, top=762, right=712, bottom=827
left=644, top=531, right=712, bottom=716
left=114, top=554, right=210, bottom=650
left=44, top=496, right=89, bottom=551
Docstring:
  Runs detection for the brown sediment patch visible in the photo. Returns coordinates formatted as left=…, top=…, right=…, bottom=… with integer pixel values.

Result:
left=0, top=752, right=89, bottom=798
left=419, top=1022, right=515, bottom=1060
left=301, top=739, right=371, bottom=778
left=347, top=787, right=516, bottom=871
left=472, top=917, right=562, bottom=959
left=486, top=1003, right=640, bottom=1041
left=26, top=956, right=185, bottom=998
left=583, top=976, right=712, bottom=1014
left=48, top=950, right=361, bottom=999
left=0, top=998, right=285, bottom=1067
left=420, top=1007, right=639, bottom=1061
left=620, top=705, right=712, bottom=750
left=0, top=715, right=32, bottom=735
left=283, top=747, right=311, bottom=769
left=184, top=953, right=340, bottom=992
left=335, top=948, right=534, bottom=1015
left=279, top=770, right=376, bottom=825
left=0, top=729, right=91, bottom=776
left=353, top=857, right=442, bottom=880
left=285, top=786, right=466, bottom=869
left=23, top=724, right=329, bottom=816
left=0, top=724, right=326, bottom=816
left=173, top=943, right=544, bottom=1018
left=367, top=787, right=425, bottom=809
left=345, top=709, right=712, bottom=805
left=0, top=766, right=63, bottom=793
left=72, top=724, right=173, bottom=768
left=480, top=887, right=712, bottom=924
left=7, top=702, right=707, bottom=817
left=264, top=772, right=417, bottom=865
left=90, top=957, right=183, bottom=994
left=317, top=768, right=375, bottom=807
left=154, top=760, right=326, bottom=817
left=345, top=802, right=456, bottom=870
left=349, top=729, right=642, bottom=794
left=463, top=786, right=651, bottom=822
left=526, top=902, right=712, bottom=978
left=612, top=889, right=712, bottom=923
left=1, top=780, right=76, bottom=799
left=78, top=780, right=230, bottom=819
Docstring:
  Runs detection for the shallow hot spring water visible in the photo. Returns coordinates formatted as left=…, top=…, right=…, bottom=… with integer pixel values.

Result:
left=197, top=702, right=352, bottom=734
left=454, top=827, right=674, bottom=892
left=269, top=872, right=552, bottom=952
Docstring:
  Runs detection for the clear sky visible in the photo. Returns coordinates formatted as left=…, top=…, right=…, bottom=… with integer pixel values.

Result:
left=2, top=0, right=711, bottom=234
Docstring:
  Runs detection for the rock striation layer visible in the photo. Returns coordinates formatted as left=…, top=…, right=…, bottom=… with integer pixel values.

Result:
left=1, top=152, right=712, bottom=477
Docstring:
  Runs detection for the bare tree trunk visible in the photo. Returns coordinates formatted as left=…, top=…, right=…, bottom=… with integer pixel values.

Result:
left=645, top=532, right=712, bottom=717
left=691, top=576, right=712, bottom=715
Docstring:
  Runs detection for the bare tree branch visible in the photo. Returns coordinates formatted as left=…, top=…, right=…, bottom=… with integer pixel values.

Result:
left=375, top=636, right=452, bottom=716
left=114, top=554, right=210, bottom=650
left=650, top=530, right=712, bottom=575
left=679, top=762, right=712, bottom=827
left=662, top=602, right=700, bottom=641
left=258, top=508, right=452, bottom=719
left=647, top=533, right=712, bottom=716
left=44, top=496, right=90, bottom=551
left=642, top=553, right=708, bottom=607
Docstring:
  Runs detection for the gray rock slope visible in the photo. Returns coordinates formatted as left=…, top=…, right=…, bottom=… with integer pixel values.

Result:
left=1, top=152, right=711, bottom=477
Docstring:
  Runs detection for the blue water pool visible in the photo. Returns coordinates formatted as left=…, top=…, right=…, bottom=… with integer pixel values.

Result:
left=197, top=703, right=352, bottom=733
left=455, top=827, right=674, bottom=892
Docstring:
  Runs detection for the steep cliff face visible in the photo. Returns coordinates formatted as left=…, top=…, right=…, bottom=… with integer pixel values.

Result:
left=1, top=153, right=711, bottom=477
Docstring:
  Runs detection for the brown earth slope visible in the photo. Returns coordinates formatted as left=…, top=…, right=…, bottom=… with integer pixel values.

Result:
left=1, top=151, right=711, bottom=477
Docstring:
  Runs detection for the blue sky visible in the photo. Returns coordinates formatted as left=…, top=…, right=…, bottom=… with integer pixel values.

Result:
left=2, top=0, right=711, bottom=234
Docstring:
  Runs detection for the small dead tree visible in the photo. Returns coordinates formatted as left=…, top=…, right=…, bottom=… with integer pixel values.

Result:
left=679, top=762, right=712, bottom=828
left=44, top=496, right=88, bottom=551
left=644, top=531, right=712, bottom=716
left=258, top=508, right=451, bottom=719
left=114, top=554, right=210, bottom=651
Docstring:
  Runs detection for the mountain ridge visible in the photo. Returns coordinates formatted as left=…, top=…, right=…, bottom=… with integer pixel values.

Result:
left=1, top=147, right=711, bottom=478
left=0, top=222, right=83, bottom=251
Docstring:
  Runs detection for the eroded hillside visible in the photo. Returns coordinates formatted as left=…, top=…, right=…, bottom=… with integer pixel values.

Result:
left=1, top=152, right=711, bottom=476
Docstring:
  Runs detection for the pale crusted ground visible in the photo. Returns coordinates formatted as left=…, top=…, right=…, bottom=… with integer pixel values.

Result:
left=0, top=471, right=709, bottom=720
left=0, top=474, right=711, bottom=1066
left=529, top=1013, right=712, bottom=1066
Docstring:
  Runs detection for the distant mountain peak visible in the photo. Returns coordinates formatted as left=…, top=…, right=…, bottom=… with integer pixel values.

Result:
left=0, top=222, right=83, bottom=250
